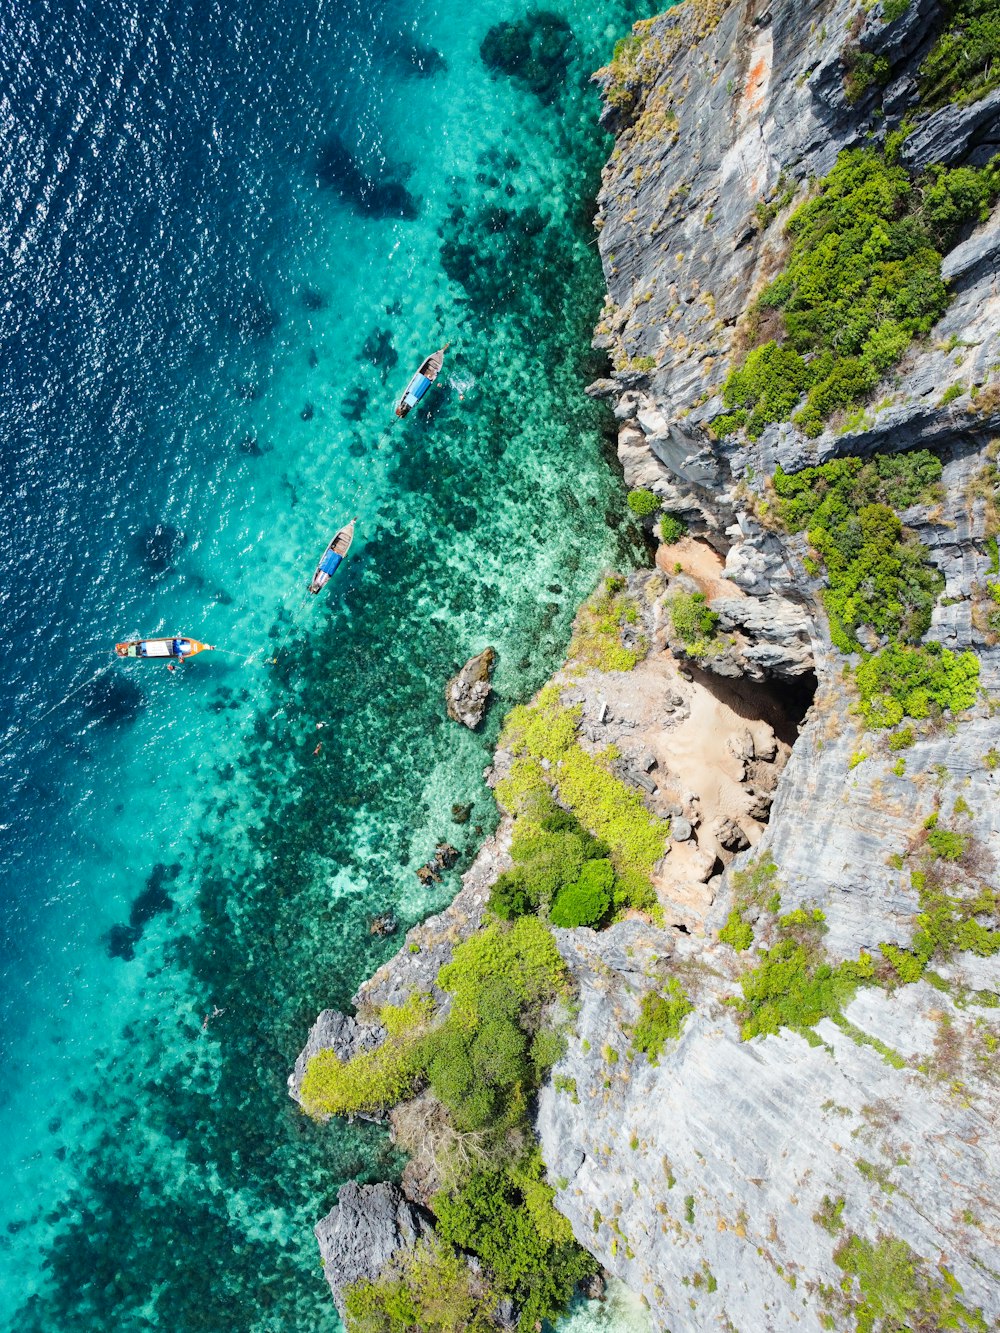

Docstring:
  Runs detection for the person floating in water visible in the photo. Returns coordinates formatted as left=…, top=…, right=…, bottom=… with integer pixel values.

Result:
left=202, top=1005, right=226, bottom=1031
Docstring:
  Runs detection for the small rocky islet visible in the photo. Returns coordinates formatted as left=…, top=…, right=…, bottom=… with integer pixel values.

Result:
left=293, top=1, right=1000, bottom=1329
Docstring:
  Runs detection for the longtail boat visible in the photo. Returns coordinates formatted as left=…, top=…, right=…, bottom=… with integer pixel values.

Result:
left=115, top=636, right=213, bottom=660
left=394, top=344, right=448, bottom=418
left=309, top=518, right=356, bottom=594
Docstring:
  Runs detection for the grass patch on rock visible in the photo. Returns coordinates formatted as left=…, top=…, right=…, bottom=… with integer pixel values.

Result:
left=631, top=978, right=694, bottom=1060
left=831, top=1234, right=987, bottom=1331
left=920, top=0, right=1000, bottom=109
left=567, top=575, right=644, bottom=673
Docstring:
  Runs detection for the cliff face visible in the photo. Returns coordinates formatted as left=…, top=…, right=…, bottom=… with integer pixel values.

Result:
left=534, top=0, right=1000, bottom=1327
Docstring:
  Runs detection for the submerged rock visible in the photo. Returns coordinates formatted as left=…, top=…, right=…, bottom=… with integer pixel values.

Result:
left=416, top=842, right=459, bottom=884
left=480, top=11, right=575, bottom=104
left=316, top=137, right=418, bottom=220
left=132, top=521, right=186, bottom=575
left=445, top=647, right=496, bottom=730
left=369, top=911, right=398, bottom=938
left=81, top=673, right=145, bottom=727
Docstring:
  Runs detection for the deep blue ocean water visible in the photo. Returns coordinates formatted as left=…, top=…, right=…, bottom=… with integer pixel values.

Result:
left=0, top=0, right=658, bottom=1327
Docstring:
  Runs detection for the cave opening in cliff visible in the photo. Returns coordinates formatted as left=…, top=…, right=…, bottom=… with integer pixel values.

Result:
left=687, top=664, right=817, bottom=750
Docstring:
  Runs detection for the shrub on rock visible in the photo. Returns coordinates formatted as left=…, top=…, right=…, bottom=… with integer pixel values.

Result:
left=550, top=859, right=614, bottom=928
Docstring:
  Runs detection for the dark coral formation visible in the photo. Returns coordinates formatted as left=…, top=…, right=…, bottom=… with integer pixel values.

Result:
left=316, top=137, right=418, bottom=219
left=480, top=11, right=576, bottom=104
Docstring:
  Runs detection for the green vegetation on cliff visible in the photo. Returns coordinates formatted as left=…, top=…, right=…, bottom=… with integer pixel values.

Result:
left=730, top=904, right=877, bottom=1041
left=920, top=0, right=1000, bottom=109
left=772, top=450, right=944, bottom=651
left=301, top=918, right=567, bottom=1124
left=713, top=147, right=1000, bottom=439
left=344, top=1241, right=493, bottom=1333
left=306, top=915, right=597, bottom=1331
left=769, top=448, right=981, bottom=724
left=631, top=978, right=694, bottom=1059
left=723, top=842, right=1000, bottom=1046
left=495, top=682, right=668, bottom=917
left=567, top=575, right=644, bottom=673
left=855, top=640, right=980, bottom=728
left=664, top=590, right=721, bottom=656
left=433, top=1153, right=596, bottom=1330
left=830, top=1234, right=987, bottom=1331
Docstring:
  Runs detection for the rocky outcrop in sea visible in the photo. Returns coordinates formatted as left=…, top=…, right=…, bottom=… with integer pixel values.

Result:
left=446, top=646, right=497, bottom=730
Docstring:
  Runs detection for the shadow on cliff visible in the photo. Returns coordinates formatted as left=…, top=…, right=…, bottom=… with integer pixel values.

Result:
left=687, top=662, right=817, bottom=749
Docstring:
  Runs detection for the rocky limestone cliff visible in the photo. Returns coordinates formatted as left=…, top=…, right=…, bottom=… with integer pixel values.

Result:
left=532, top=0, right=1000, bottom=1327
left=589, top=0, right=1000, bottom=689
left=314, top=1180, right=434, bottom=1318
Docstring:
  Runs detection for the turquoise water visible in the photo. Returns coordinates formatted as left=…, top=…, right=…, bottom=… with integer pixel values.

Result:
left=0, top=0, right=652, bottom=1327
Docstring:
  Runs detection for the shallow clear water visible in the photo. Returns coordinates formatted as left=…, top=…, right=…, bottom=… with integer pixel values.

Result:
left=0, top=0, right=656, bottom=1327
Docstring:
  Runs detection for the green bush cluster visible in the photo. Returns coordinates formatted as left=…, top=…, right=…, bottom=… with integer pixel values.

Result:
left=301, top=919, right=567, bottom=1129
left=713, top=149, right=1000, bottom=439
left=713, top=340, right=812, bottom=440
left=814, top=1195, right=846, bottom=1236
left=882, top=870, right=1000, bottom=984
left=883, top=0, right=912, bottom=20
left=659, top=512, right=688, bottom=545
left=494, top=687, right=667, bottom=918
left=306, top=915, right=597, bottom=1330
left=719, top=908, right=754, bottom=951
left=772, top=450, right=945, bottom=650
left=920, top=0, right=1000, bottom=108
left=299, top=995, right=434, bottom=1118
left=734, top=939, right=875, bottom=1040
left=843, top=49, right=890, bottom=104
left=728, top=903, right=873, bottom=1040
left=834, top=1234, right=987, bottom=1332
left=556, top=745, right=668, bottom=903
left=631, top=978, right=694, bottom=1060
left=729, top=852, right=780, bottom=908
left=729, top=854, right=1000, bottom=1045
left=550, top=858, right=615, bottom=928
left=665, top=590, right=720, bottom=654
left=855, top=641, right=980, bottom=728
left=490, top=800, right=612, bottom=920
left=927, top=826, right=969, bottom=861
left=627, top=487, right=660, bottom=518
left=433, top=1152, right=597, bottom=1330
left=499, top=684, right=581, bottom=770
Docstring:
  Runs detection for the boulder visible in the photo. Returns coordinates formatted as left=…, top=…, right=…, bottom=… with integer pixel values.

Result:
left=446, top=647, right=496, bottom=730
left=712, top=817, right=750, bottom=852
left=287, top=1009, right=386, bottom=1108
left=315, top=1181, right=433, bottom=1318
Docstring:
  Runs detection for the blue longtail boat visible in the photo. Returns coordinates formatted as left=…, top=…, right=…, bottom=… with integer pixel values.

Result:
left=394, top=344, right=448, bottom=418
left=309, top=518, right=356, bottom=594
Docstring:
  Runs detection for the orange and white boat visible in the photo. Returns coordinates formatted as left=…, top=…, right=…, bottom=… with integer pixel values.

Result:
left=115, top=636, right=214, bottom=661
